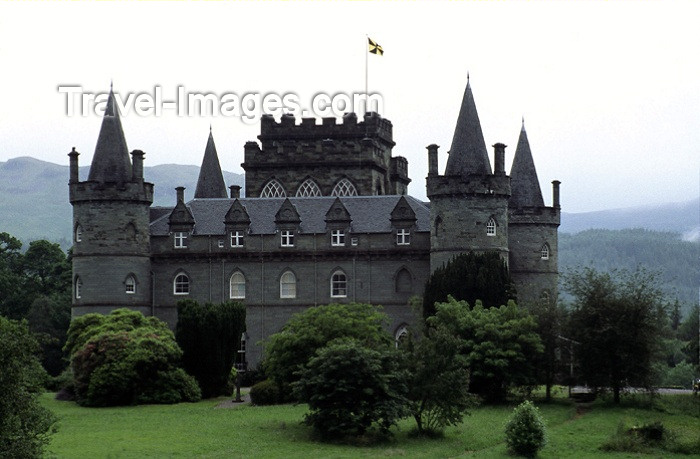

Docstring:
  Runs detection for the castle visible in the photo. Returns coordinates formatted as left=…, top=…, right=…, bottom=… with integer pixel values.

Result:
left=69, top=79, right=560, bottom=366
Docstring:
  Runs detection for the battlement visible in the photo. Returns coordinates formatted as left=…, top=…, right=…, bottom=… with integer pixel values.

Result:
left=70, top=180, right=154, bottom=204
left=426, top=174, right=511, bottom=199
left=259, top=112, right=394, bottom=147
left=509, top=206, right=560, bottom=225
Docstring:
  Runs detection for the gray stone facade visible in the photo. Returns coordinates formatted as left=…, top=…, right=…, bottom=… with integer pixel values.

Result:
left=69, top=81, right=560, bottom=368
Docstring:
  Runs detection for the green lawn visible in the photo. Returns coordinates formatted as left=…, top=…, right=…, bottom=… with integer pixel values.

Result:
left=42, top=392, right=699, bottom=458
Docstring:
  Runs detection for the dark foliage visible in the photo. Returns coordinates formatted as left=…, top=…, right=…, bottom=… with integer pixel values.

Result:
left=0, top=316, right=56, bottom=458
left=422, top=251, right=516, bottom=318
left=293, top=339, right=409, bottom=440
left=249, top=379, right=283, bottom=406
left=175, top=300, right=246, bottom=398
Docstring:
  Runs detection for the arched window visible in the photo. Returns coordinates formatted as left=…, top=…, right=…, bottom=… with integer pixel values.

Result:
left=330, top=270, right=347, bottom=298
left=541, top=243, right=550, bottom=260
left=434, top=216, right=442, bottom=235
left=260, top=180, right=286, bottom=198
left=230, top=272, right=245, bottom=299
left=75, top=276, right=82, bottom=299
left=486, top=217, right=496, bottom=236
left=540, top=290, right=551, bottom=306
left=125, top=275, right=136, bottom=294
left=296, top=179, right=322, bottom=197
left=331, top=178, right=358, bottom=197
left=280, top=271, right=296, bottom=299
left=75, top=224, right=83, bottom=243
left=174, top=273, right=190, bottom=295
left=395, top=325, right=409, bottom=347
left=395, top=268, right=412, bottom=293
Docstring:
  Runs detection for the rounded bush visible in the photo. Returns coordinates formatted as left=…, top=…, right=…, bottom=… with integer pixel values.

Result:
left=504, top=401, right=547, bottom=457
left=250, top=379, right=282, bottom=405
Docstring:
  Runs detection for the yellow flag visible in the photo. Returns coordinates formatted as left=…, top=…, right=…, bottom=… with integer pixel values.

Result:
left=368, top=37, right=384, bottom=56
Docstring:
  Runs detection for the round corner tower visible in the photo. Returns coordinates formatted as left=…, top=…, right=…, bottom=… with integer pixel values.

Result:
left=427, top=80, right=511, bottom=273
left=69, top=89, right=154, bottom=318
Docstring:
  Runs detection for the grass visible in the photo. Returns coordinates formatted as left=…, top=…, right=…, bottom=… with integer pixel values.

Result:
left=42, top=391, right=699, bottom=458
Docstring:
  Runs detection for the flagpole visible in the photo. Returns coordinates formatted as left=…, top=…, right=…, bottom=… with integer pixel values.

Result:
left=365, top=34, right=369, bottom=115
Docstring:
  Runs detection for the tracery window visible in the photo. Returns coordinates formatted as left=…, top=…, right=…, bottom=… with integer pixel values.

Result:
left=486, top=218, right=496, bottom=236
left=125, top=275, right=136, bottom=294
left=260, top=180, right=286, bottom=198
left=541, top=243, right=550, bottom=260
left=296, top=179, right=322, bottom=197
left=331, top=178, right=358, bottom=197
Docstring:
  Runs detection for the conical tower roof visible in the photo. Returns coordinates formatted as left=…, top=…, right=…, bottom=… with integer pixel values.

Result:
left=509, top=122, right=544, bottom=208
left=445, top=78, right=492, bottom=176
left=194, top=130, right=228, bottom=199
left=87, top=87, right=132, bottom=183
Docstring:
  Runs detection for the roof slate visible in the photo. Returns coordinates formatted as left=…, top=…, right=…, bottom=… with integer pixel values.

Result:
left=150, top=195, right=430, bottom=236
left=444, top=80, right=493, bottom=177
left=87, top=89, right=133, bottom=183
left=509, top=124, right=545, bottom=208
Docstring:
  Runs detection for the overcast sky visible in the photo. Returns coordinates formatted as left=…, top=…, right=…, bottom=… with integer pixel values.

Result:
left=0, top=1, right=698, bottom=213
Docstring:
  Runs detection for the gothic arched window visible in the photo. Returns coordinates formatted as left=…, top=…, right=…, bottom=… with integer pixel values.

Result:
left=260, top=180, right=287, bottom=198
left=75, top=276, right=82, bottom=299
left=296, top=179, right=322, bottom=197
left=331, top=178, right=358, bottom=197
left=541, top=243, right=550, bottom=260
left=75, top=224, right=83, bottom=243
left=486, top=218, right=496, bottom=236
left=395, top=268, right=412, bottom=293
left=125, top=275, right=136, bottom=294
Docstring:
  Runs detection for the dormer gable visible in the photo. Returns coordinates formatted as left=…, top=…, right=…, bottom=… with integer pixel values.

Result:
left=390, top=196, right=417, bottom=228
left=168, top=187, right=195, bottom=232
left=324, top=197, right=352, bottom=229
left=275, top=198, right=301, bottom=228
left=224, top=199, right=251, bottom=230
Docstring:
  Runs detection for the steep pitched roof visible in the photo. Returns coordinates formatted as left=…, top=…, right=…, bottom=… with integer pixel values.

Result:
left=194, top=131, right=228, bottom=199
left=150, top=196, right=430, bottom=236
left=509, top=122, right=544, bottom=208
left=87, top=88, right=133, bottom=183
left=444, top=79, right=492, bottom=176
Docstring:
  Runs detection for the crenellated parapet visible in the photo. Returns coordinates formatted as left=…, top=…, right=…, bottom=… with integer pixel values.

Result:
left=508, top=206, right=560, bottom=226
left=69, top=180, right=154, bottom=204
left=426, top=173, right=511, bottom=199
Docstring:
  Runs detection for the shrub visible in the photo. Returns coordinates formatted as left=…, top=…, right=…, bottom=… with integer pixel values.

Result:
left=250, top=379, right=283, bottom=406
left=293, top=339, right=409, bottom=440
left=504, top=401, right=547, bottom=457
left=67, top=309, right=201, bottom=406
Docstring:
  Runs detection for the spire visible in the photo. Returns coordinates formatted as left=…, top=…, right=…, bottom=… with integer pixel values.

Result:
left=87, top=87, right=132, bottom=183
left=194, top=130, right=228, bottom=199
left=509, top=121, right=544, bottom=208
left=444, top=78, right=492, bottom=176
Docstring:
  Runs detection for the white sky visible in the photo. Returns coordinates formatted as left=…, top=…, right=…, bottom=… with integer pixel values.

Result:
left=1, top=0, right=698, bottom=213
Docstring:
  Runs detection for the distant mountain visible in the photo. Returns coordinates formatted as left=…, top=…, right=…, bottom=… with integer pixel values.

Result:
left=0, top=157, right=243, bottom=244
left=561, top=199, right=699, bottom=240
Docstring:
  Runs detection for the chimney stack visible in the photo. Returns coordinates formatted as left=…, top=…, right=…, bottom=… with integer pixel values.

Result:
left=552, top=180, right=561, bottom=208
left=68, top=147, right=80, bottom=183
left=131, top=150, right=144, bottom=182
left=229, top=185, right=241, bottom=199
left=426, top=144, right=439, bottom=176
left=176, top=186, right=185, bottom=203
left=493, top=143, right=506, bottom=175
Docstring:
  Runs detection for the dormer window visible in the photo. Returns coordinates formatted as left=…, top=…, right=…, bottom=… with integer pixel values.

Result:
left=331, top=229, right=345, bottom=247
left=75, top=225, right=83, bottom=243
left=541, top=243, right=550, bottom=260
left=281, top=230, right=294, bottom=247
left=396, top=229, right=411, bottom=246
left=486, top=218, right=496, bottom=236
left=174, top=232, right=188, bottom=248
left=231, top=231, right=244, bottom=247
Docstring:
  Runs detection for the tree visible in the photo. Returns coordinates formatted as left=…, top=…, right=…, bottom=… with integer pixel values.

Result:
left=678, top=304, right=699, bottom=367
left=175, top=300, right=246, bottom=398
left=293, top=339, right=409, bottom=440
left=0, top=232, right=25, bottom=319
left=263, top=303, right=392, bottom=395
left=26, top=295, right=71, bottom=376
left=422, top=251, right=516, bottom=318
left=403, top=312, right=477, bottom=435
left=565, top=267, right=667, bottom=403
left=527, top=300, right=568, bottom=401
left=434, top=297, right=542, bottom=402
left=0, top=316, right=56, bottom=457
left=66, top=309, right=201, bottom=406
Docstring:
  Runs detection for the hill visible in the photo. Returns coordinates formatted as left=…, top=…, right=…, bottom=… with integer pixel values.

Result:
left=0, top=157, right=243, bottom=245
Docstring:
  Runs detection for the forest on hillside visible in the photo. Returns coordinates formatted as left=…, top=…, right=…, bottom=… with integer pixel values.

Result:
left=559, top=229, right=699, bottom=315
